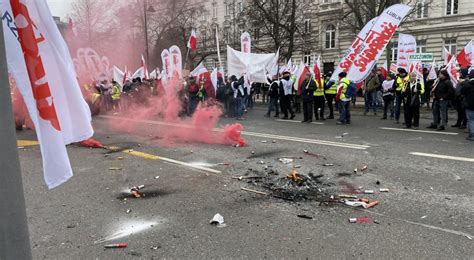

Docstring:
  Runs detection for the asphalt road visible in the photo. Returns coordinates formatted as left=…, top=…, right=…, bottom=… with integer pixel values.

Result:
left=15, top=103, right=473, bottom=259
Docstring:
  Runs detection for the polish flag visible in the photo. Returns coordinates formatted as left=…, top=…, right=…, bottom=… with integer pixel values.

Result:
left=141, top=54, right=149, bottom=80
left=446, top=55, right=459, bottom=86
left=443, top=47, right=453, bottom=65
left=2, top=0, right=93, bottom=189
left=296, top=61, right=310, bottom=95
left=389, top=63, right=398, bottom=74
left=380, top=60, right=388, bottom=79
left=187, top=29, right=197, bottom=51
left=68, top=17, right=77, bottom=37
left=190, top=62, right=210, bottom=82
left=313, top=54, right=323, bottom=88
left=456, top=40, right=473, bottom=68
left=427, top=59, right=437, bottom=81
left=211, top=67, right=225, bottom=92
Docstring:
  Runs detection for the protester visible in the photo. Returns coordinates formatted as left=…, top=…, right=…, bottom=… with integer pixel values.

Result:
left=265, top=75, right=280, bottom=118
left=324, top=72, right=337, bottom=119
left=363, top=70, right=380, bottom=116
left=376, top=68, right=386, bottom=108
left=452, top=71, right=468, bottom=129
left=381, top=73, right=395, bottom=120
left=336, top=72, right=351, bottom=125
left=233, top=75, right=245, bottom=120
left=313, top=74, right=325, bottom=121
left=280, top=71, right=296, bottom=120
left=394, top=68, right=409, bottom=124
left=301, top=72, right=317, bottom=123
left=403, top=73, right=422, bottom=129
left=110, top=80, right=122, bottom=111
left=224, top=77, right=235, bottom=117
left=215, top=76, right=226, bottom=104
left=427, top=69, right=454, bottom=131
left=458, top=69, right=474, bottom=141
left=187, top=77, right=199, bottom=115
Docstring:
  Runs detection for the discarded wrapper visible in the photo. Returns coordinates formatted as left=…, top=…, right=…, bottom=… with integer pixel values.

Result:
left=379, top=188, right=389, bottom=192
left=338, top=194, right=358, bottom=199
left=344, top=200, right=368, bottom=208
left=366, top=200, right=379, bottom=208
left=349, top=216, right=371, bottom=223
left=364, top=190, right=374, bottom=194
left=210, top=213, right=226, bottom=227
left=361, top=165, right=368, bottom=171
left=108, top=167, right=122, bottom=171
left=279, top=158, right=294, bottom=165
left=323, top=164, right=334, bottom=166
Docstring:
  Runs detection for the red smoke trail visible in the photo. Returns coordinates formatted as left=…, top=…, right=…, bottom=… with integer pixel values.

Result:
left=106, top=78, right=246, bottom=147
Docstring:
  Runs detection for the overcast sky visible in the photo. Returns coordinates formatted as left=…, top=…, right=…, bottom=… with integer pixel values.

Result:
left=47, top=0, right=73, bottom=18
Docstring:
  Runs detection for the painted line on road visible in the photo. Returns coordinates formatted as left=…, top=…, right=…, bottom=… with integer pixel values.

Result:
left=123, top=149, right=222, bottom=174
left=409, top=152, right=474, bottom=163
left=379, top=127, right=458, bottom=136
left=17, top=140, right=39, bottom=147
left=99, top=115, right=370, bottom=150
left=275, top=119, right=325, bottom=125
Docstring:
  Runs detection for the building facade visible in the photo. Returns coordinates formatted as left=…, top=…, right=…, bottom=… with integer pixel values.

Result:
left=189, top=0, right=474, bottom=74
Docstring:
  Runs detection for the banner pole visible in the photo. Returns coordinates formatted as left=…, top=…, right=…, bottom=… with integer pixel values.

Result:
left=0, top=21, right=33, bottom=260
left=184, top=47, right=191, bottom=71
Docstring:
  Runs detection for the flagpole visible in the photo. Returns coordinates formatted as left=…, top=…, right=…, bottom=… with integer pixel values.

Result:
left=0, top=23, right=32, bottom=260
left=184, top=47, right=191, bottom=71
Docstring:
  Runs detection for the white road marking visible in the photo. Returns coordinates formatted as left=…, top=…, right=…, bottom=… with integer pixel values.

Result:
left=99, top=115, right=370, bottom=150
left=409, top=152, right=474, bottom=162
left=275, top=119, right=325, bottom=125
left=379, top=127, right=458, bottom=136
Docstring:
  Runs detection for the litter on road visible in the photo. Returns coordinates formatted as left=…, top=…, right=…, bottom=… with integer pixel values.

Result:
left=210, top=214, right=226, bottom=227
left=104, top=243, right=127, bottom=249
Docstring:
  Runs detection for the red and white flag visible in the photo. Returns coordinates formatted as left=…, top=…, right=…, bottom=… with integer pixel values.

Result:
left=456, top=40, right=473, bottom=68
left=331, top=17, right=378, bottom=82
left=1, top=0, right=93, bottom=189
left=389, top=63, right=398, bottom=74
left=380, top=60, right=388, bottom=78
left=397, top=33, right=416, bottom=71
left=295, top=61, right=310, bottom=95
left=241, top=31, right=251, bottom=54
left=113, top=66, right=125, bottom=86
left=68, top=17, right=77, bottom=37
left=427, top=59, right=437, bottom=81
left=313, top=54, right=323, bottom=88
left=347, top=4, right=412, bottom=83
left=446, top=55, right=459, bottom=86
left=443, top=46, right=453, bottom=65
left=211, top=67, right=224, bottom=92
left=190, top=62, right=210, bottom=82
left=141, top=54, right=149, bottom=80
left=187, top=29, right=197, bottom=51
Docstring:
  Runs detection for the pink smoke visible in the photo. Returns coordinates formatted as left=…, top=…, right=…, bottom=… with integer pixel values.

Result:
left=105, top=78, right=246, bottom=147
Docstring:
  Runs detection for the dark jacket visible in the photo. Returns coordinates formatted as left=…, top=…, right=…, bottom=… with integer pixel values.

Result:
left=434, top=78, right=454, bottom=101
left=301, top=79, right=317, bottom=101
left=460, top=79, right=474, bottom=109
left=403, top=81, right=422, bottom=107
left=268, top=81, right=280, bottom=98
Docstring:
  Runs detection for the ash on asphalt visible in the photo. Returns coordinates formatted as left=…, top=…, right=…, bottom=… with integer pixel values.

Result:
left=242, top=167, right=336, bottom=202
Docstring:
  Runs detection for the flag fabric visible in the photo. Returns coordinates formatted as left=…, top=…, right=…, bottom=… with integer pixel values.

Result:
left=169, top=45, right=182, bottom=79
left=443, top=47, right=453, bottom=65
left=187, top=29, right=197, bottom=51
left=226, top=46, right=275, bottom=83
left=295, top=61, right=310, bottom=95
left=215, top=27, right=222, bottom=66
left=161, top=49, right=171, bottom=76
left=132, top=67, right=144, bottom=80
left=141, top=54, right=149, bottom=80
left=331, top=17, right=378, bottom=82
left=380, top=60, right=388, bottom=78
left=427, top=59, right=437, bottom=81
left=269, top=48, right=280, bottom=77
left=190, top=62, right=210, bottom=82
left=313, top=54, right=323, bottom=87
left=1, top=0, right=93, bottom=189
left=456, top=40, right=473, bottom=68
left=389, top=63, right=398, bottom=74
left=410, top=61, right=424, bottom=84
left=68, top=17, right=77, bottom=37
left=347, top=4, right=412, bottom=83
left=113, top=66, right=125, bottom=87
left=446, top=55, right=459, bottom=86
left=241, top=31, right=251, bottom=53
left=397, top=33, right=417, bottom=71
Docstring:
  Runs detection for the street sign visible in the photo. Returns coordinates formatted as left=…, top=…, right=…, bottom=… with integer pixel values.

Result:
left=408, top=53, right=433, bottom=61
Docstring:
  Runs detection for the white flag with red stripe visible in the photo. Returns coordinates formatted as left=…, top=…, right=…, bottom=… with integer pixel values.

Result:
left=241, top=31, right=251, bottom=53
left=427, top=59, right=437, bottom=81
left=187, top=29, right=197, bottom=51
left=456, top=40, right=473, bottom=68
left=380, top=60, right=388, bottom=78
left=313, top=54, right=323, bottom=87
left=141, top=54, right=149, bottom=80
left=446, top=55, right=459, bottom=86
left=443, top=46, right=453, bottom=65
left=1, top=0, right=93, bottom=189
left=190, top=62, right=210, bottom=82
left=295, top=61, right=310, bottom=95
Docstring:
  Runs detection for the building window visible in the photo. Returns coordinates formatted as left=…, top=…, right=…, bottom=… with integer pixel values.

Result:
left=325, top=24, right=336, bottom=49
left=304, top=19, right=311, bottom=34
left=416, top=40, right=427, bottom=53
left=416, top=0, right=429, bottom=18
left=303, top=52, right=311, bottom=65
left=444, top=38, right=457, bottom=54
left=390, top=42, right=398, bottom=62
left=446, top=0, right=458, bottom=15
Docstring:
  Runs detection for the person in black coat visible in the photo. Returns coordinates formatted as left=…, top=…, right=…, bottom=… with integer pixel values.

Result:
left=403, top=73, right=423, bottom=129
left=427, top=70, right=455, bottom=131
left=300, top=73, right=317, bottom=123
left=265, top=76, right=280, bottom=117
left=459, top=70, right=474, bottom=141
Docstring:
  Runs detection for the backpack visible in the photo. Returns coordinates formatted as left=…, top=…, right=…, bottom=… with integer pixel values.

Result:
left=345, top=81, right=357, bottom=98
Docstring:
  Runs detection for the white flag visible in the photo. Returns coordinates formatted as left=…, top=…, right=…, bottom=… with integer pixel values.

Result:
left=169, top=45, right=182, bottom=79
left=241, top=31, right=251, bottom=53
left=161, top=49, right=171, bottom=77
left=347, top=4, right=412, bottom=83
left=141, top=54, right=149, bottom=80
left=132, top=67, right=144, bottom=80
left=226, top=46, right=275, bottom=83
left=113, top=66, right=125, bottom=86
left=446, top=55, right=459, bottom=86
left=427, top=59, right=437, bottom=81
left=397, top=33, right=417, bottom=71
left=1, top=0, right=93, bottom=189
left=331, top=17, right=378, bottom=82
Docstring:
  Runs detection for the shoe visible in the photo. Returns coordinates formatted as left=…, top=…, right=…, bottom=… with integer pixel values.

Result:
left=437, top=126, right=445, bottom=131
left=413, top=127, right=419, bottom=130
left=374, top=112, right=377, bottom=116
left=395, top=120, right=400, bottom=124
left=307, top=120, right=312, bottom=123
left=315, top=117, right=319, bottom=121
left=405, top=126, right=412, bottom=129
left=274, top=114, right=280, bottom=117
left=467, top=137, right=474, bottom=141
left=381, top=117, right=387, bottom=120
left=328, top=116, right=334, bottom=119
left=321, top=118, right=326, bottom=121
left=451, top=124, right=460, bottom=128
left=301, top=120, right=307, bottom=123
left=336, top=121, right=346, bottom=125
left=459, top=125, right=467, bottom=129
left=426, top=124, right=437, bottom=129
left=290, top=114, right=295, bottom=120
left=282, top=116, right=288, bottom=120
